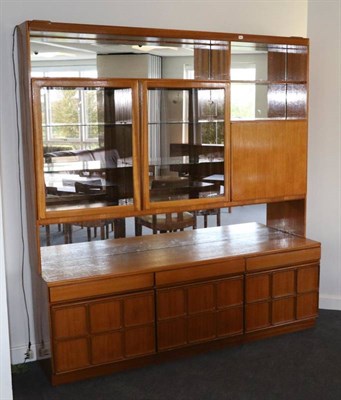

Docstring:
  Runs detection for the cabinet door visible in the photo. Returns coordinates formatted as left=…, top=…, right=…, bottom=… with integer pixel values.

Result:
left=158, top=318, right=187, bottom=350
left=187, top=283, right=215, bottom=314
left=297, top=292, right=319, bottom=319
left=32, top=78, right=141, bottom=222
left=272, top=297, right=295, bottom=324
left=157, top=276, right=244, bottom=351
left=188, top=313, right=216, bottom=343
left=124, top=292, right=154, bottom=327
left=90, top=291, right=155, bottom=360
left=297, top=265, right=319, bottom=293
left=231, top=120, right=307, bottom=202
left=51, top=290, right=155, bottom=373
left=217, top=306, right=243, bottom=337
left=52, top=305, right=87, bottom=339
left=246, top=274, right=271, bottom=303
left=91, top=332, right=124, bottom=365
left=125, top=325, right=155, bottom=358
left=142, top=80, right=229, bottom=211
left=245, top=264, right=319, bottom=332
left=246, top=302, right=271, bottom=331
left=157, top=287, right=186, bottom=320
left=123, top=292, right=155, bottom=357
left=54, top=338, right=90, bottom=373
left=51, top=304, right=89, bottom=373
left=89, top=299, right=122, bottom=333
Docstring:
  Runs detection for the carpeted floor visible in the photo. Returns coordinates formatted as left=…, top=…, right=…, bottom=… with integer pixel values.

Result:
left=11, top=309, right=341, bottom=400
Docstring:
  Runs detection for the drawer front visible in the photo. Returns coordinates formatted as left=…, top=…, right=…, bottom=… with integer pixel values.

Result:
left=49, top=273, right=154, bottom=303
left=246, top=247, right=321, bottom=272
left=155, top=258, right=245, bottom=287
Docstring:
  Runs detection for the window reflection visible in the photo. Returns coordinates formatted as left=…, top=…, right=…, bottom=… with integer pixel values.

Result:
left=231, top=42, right=308, bottom=120
left=40, top=85, right=135, bottom=212
left=231, top=83, right=306, bottom=120
left=147, top=86, right=225, bottom=203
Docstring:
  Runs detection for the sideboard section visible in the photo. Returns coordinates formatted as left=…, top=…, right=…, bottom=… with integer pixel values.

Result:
left=43, top=225, right=321, bottom=385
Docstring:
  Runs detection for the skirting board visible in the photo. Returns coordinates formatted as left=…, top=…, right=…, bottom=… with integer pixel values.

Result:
left=11, top=342, right=50, bottom=365
left=319, top=295, right=341, bottom=311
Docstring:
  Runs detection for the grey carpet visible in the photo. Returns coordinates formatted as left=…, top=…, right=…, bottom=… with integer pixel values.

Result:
left=12, top=309, right=341, bottom=400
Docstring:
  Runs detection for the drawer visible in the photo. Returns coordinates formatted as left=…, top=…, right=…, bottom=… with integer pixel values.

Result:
left=246, top=247, right=321, bottom=272
left=155, top=258, right=245, bottom=287
left=49, top=273, right=154, bottom=303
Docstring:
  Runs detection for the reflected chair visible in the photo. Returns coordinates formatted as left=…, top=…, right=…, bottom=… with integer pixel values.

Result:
left=193, top=207, right=221, bottom=228
left=44, top=186, right=63, bottom=245
left=65, top=219, right=111, bottom=243
left=135, top=176, right=196, bottom=236
left=66, top=181, right=115, bottom=242
left=193, top=181, right=222, bottom=228
left=135, top=212, right=196, bottom=236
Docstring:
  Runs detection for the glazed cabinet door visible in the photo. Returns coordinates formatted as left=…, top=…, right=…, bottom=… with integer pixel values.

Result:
left=51, top=290, right=155, bottom=373
left=32, top=78, right=141, bottom=221
left=245, top=263, right=319, bottom=332
left=156, top=276, right=244, bottom=351
left=141, top=80, right=230, bottom=211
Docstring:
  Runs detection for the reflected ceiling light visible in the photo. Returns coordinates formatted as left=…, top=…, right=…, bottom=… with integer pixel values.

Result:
left=32, top=52, right=77, bottom=58
left=131, top=45, right=178, bottom=52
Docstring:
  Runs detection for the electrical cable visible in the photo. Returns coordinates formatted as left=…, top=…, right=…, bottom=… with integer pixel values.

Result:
left=12, top=25, right=32, bottom=362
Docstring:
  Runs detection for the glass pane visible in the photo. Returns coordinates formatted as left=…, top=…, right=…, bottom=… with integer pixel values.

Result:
left=31, top=32, right=228, bottom=80
left=49, top=88, right=79, bottom=123
left=148, top=87, right=225, bottom=203
left=267, top=84, right=287, bottom=119
left=287, top=46, right=308, bottom=81
left=231, top=83, right=306, bottom=120
left=84, top=90, right=99, bottom=124
left=46, top=71, right=79, bottom=77
left=287, top=84, right=307, bottom=119
left=231, top=42, right=277, bottom=81
left=231, top=83, right=257, bottom=119
left=231, top=42, right=308, bottom=82
left=50, top=125, right=80, bottom=140
left=42, top=86, right=134, bottom=212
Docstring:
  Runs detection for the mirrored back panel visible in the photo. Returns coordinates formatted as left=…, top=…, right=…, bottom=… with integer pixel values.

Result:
left=30, top=30, right=229, bottom=80
left=231, top=42, right=308, bottom=82
left=230, top=42, right=308, bottom=120
left=231, top=83, right=307, bottom=120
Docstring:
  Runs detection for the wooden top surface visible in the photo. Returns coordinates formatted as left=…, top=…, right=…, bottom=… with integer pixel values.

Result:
left=41, top=223, right=320, bottom=285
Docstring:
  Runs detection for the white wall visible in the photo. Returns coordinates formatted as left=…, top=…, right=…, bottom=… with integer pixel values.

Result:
left=307, top=0, right=341, bottom=309
left=0, top=0, right=309, bottom=366
left=0, top=182, right=13, bottom=399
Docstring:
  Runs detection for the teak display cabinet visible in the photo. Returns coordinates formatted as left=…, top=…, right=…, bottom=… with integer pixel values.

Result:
left=16, top=20, right=319, bottom=385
